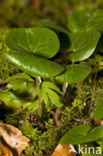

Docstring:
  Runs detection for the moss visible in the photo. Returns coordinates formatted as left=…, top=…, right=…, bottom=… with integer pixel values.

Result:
left=3, top=77, right=103, bottom=155
left=4, top=107, right=74, bottom=156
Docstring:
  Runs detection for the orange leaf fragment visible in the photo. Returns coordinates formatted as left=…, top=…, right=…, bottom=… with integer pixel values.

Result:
left=0, top=123, right=30, bottom=156
left=0, top=139, right=13, bottom=156
left=51, top=144, right=76, bottom=156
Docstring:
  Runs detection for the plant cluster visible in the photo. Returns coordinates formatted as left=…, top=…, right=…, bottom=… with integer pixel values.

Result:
left=1, top=9, right=103, bottom=155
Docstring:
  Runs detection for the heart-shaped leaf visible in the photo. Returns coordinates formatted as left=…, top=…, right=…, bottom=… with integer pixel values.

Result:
left=68, top=10, right=92, bottom=32
left=5, top=51, right=65, bottom=78
left=5, top=27, right=60, bottom=59
left=94, top=91, right=103, bottom=120
left=56, top=64, right=91, bottom=83
left=68, top=30, right=100, bottom=62
left=60, top=124, right=103, bottom=145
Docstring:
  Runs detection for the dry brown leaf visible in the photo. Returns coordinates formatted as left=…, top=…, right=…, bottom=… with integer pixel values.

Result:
left=51, top=144, right=76, bottom=156
left=0, top=123, right=30, bottom=156
left=0, top=139, right=13, bottom=156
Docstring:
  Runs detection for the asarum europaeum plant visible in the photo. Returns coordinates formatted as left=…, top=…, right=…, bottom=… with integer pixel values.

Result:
left=0, top=9, right=103, bottom=147
left=3, top=10, right=103, bottom=112
left=3, top=26, right=93, bottom=116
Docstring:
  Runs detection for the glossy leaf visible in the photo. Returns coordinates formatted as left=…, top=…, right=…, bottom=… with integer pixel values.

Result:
left=94, top=91, right=103, bottom=120
left=56, top=64, right=91, bottom=83
left=5, top=27, right=60, bottom=58
left=5, top=51, right=65, bottom=78
left=68, top=10, right=92, bottom=32
left=68, top=30, right=100, bottom=62
left=60, top=124, right=103, bottom=145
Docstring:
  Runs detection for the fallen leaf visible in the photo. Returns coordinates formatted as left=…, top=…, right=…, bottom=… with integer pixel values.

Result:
left=0, top=123, right=30, bottom=156
left=0, top=139, right=13, bottom=156
left=51, top=144, right=76, bottom=156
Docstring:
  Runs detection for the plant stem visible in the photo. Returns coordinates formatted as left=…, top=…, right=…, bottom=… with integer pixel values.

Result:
left=89, top=73, right=97, bottom=115
left=53, top=83, right=69, bottom=127
left=54, top=108, right=62, bottom=127
left=36, top=76, right=43, bottom=119
left=61, top=82, right=68, bottom=101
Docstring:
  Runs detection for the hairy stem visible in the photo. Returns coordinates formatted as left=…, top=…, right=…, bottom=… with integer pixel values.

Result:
left=61, top=82, right=68, bottom=101
left=36, top=76, right=43, bottom=119
left=89, top=73, right=97, bottom=115
left=53, top=83, right=69, bottom=127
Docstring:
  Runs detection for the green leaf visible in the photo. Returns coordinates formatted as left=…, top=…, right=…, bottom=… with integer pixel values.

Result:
left=40, top=81, right=63, bottom=108
left=60, top=124, right=90, bottom=144
left=94, top=91, right=103, bottom=120
left=7, top=79, right=37, bottom=100
left=0, top=91, right=27, bottom=107
left=5, top=73, right=33, bottom=82
left=38, top=20, right=68, bottom=34
left=68, top=10, right=92, bottom=32
left=38, top=20, right=70, bottom=51
left=88, top=10, right=103, bottom=32
left=68, top=30, right=100, bottom=62
left=5, top=27, right=60, bottom=59
left=60, top=124, right=103, bottom=145
left=0, top=91, right=16, bottom=101
left=95, top=54, right=103, bottom=63
left=56, top=64, right=91, bottom=83
left=5, top=51, right=65, bottom=78
left=27, top=100, right=39, bottom=111
left=41, top=81, right=62, bottom=94
left=7, top=79, right=28, bottom=91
